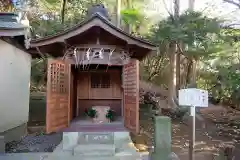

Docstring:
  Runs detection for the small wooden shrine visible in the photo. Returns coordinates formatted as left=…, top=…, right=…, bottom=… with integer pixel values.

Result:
left=29, top=4, right=156, bottom=134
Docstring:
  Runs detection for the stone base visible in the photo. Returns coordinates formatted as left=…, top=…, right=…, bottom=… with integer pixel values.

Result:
left=60, top=131, right=140, bottom=159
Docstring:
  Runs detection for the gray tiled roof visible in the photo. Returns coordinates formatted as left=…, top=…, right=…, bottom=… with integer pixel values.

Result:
left=0, top=12, right=26, bottom=30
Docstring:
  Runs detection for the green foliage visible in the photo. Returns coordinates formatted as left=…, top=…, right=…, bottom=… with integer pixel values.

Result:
left=106, top=109, right=115, bottom=122
left=28, top=0, right=94, bottom=37
left=121, top=8, right=143, bottom=26
left=31, top=58, right=48, bottom=92
left=24, top=0, right=240, bottom=110
left=198, top=40, right=240, bottom=107
left=85, top=108, right=97, bottom=118
left=149, top=10, right=222, bottom=58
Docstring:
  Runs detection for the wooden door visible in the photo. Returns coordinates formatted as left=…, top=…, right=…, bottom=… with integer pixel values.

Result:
left=46, top=59, right=71, bottom=133
left=123, top=59, right=139, bottom=134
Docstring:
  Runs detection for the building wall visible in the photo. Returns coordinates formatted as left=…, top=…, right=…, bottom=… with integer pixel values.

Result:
left=0, top=40, right=31, bottom=135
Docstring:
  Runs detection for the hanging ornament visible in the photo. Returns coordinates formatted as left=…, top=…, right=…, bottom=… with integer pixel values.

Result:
left=99, top=48, right=104, bottom=59
left=86, top=48, right=91, bottom=61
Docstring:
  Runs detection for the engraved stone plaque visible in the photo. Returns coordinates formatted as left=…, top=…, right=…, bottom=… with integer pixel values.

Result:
left=78, top=132, right=114, bottom=144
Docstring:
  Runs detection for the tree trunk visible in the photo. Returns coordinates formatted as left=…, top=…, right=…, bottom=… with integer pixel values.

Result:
left=126, top=0, right=131, bottom=33
left=191, top=59, right=198, bottom=84
left=116, top=0, right=121, bottom=28
left=176, top=44, right=181, bottom=92
left=186, top=60, right=192, bottom=85
left=61, top=0, right=67, bottom=24
left=168, top=42, right=177, bottom=108
left=174, top=0, right=180, bottom=95
left=188, top=0, right=195, bottom=10
left=188, top=0, right=196, bottom=84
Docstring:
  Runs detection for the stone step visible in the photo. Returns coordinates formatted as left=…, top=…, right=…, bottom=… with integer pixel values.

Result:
left=115, top=152, right=141, bottom=160
left=73, top=144, right=115, bottom=156
left=45, top=154, right=119, bottom=160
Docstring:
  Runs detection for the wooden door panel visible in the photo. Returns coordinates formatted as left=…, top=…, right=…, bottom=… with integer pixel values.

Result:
left=123, top=59, right=139, bottom=134
left=46, top=59, right=71, bottom=133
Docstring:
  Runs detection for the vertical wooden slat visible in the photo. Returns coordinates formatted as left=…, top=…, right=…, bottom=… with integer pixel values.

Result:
left=46, top=59, right=71, bottom=134
left=123, top=59, right=139, bottom=134
left=68, top=64, right=71, bottom=123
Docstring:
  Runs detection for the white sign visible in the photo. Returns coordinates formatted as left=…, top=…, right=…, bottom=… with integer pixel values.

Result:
left=178, top=88, right=208, bottom=107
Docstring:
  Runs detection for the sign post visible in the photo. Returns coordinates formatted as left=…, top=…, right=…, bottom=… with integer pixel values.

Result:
left=178, top=88, right=208, bottom=160
left=189, top=105, right=195, bottom=160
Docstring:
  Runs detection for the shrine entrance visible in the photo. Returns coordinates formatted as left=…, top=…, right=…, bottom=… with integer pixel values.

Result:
left=46, top=55, right=140, bottom=134
left=70, top=64, right=123, bottom=125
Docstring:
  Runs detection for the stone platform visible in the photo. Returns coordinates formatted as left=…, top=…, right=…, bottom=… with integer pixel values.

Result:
left=48, top=131, right=142, bottom=160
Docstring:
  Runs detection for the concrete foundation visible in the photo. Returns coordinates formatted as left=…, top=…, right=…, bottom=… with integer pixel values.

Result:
left=0, top=123, right=27, bottom=143
left=0, top=136, right=5, bottom=153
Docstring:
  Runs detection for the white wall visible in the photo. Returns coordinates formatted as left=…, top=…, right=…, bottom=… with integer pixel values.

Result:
left=0, top=40, right=31, bottom=133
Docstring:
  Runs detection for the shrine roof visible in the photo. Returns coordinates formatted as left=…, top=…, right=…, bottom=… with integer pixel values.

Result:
left=0, top=12, right=28, bottom=36
left=30, top=13, right=156, bottom=51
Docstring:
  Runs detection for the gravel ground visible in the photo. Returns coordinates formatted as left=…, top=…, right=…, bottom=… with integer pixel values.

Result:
left=5, top=132, right=62, bottom=153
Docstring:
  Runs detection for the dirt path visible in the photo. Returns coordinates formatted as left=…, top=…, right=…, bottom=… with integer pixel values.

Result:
left=173, top=104, right=240, bottom=159
left=132, top=105, right=240, bottom=160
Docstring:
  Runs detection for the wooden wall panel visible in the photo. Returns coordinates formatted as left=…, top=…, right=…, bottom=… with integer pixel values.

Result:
left=111, top=71, right=122, bottom=99
left=46, top=59, right=70, bottom=134
left=77, top=72, right=89, bottom=99
left=78, top=99, right=122, bottom=116
left=77, top=70, right=122, bottom=99
left=90, top=88, right=113, bottom=99
left=123, top=59, right=139, bottom=134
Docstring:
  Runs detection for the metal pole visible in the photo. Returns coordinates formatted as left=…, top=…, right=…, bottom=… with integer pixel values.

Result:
left=189, top=106, right=195, bottom=160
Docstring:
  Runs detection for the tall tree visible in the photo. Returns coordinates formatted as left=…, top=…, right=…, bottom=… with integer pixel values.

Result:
left=167, top=0, right=179, bottom=106
left=188, top=0, right=196, bottom=84
left=149, top=10, right=222, bottom=101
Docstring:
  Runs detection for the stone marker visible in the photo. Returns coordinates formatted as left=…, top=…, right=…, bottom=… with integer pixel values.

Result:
left=151, top=116, right=171, bottom=160
left=218, top=144, right=235, bottom=160
left=0, top=136, right=5, bottom=153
